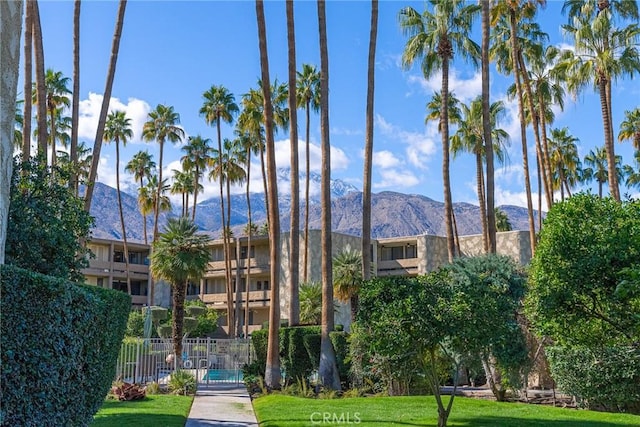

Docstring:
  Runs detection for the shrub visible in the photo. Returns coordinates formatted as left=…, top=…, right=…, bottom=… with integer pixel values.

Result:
left=0, top=265, right=130, bottom=426
left=167, top=370, right=196, bottom=395
left=547, top=345, right=640, bottom=413
left=125, top=309, right=145, bottom=338
left=330, top=331, right=350, bottom=387
left=281, top=326, right=321, bottom=384
left=251, top=329, right=268, bottom=373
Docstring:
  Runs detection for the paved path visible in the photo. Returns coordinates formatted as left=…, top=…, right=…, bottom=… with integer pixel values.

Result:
left=185, top=384, right=258, bottom=427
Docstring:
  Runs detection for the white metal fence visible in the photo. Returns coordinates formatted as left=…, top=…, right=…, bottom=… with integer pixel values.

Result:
left=115, top=338, right=252, bottom=386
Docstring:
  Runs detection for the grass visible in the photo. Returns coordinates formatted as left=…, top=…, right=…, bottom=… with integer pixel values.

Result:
left=253, top=394, right=640, bottom=427
left=91, top=394, right=193, bottom=427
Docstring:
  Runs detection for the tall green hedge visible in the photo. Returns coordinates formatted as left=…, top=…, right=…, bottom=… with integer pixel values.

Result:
left=281, top=326, right=320, bottom=383
left=1, top=265, right=130, bottom=426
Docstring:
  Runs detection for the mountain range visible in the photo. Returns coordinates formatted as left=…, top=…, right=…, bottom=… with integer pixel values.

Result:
left=89, top=171, right=536, bottom=242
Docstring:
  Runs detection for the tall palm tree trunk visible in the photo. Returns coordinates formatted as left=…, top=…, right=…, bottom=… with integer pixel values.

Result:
left=441, top=55, right=455, bottom=263
left=191, top=165, right=199, bottom=220
left=140, top=176, right=149, bottom=245
left=536, top=149, right=543, bottom=230
left=115, top=140, right=131, bottom=295
left=287, top=0, right=300, bottom=327
left=1, top=0, right=23, bottom=265
left=509, top=10, right=536, bottom=255
left=172, top=280, right=187, bottom=362
left=32, top=0, right=48, bottom=159
left=84, top=0, right=127, bottom=213
left=303, top=100, right=311, bottom=283
left=362, top=0, right=378, bottom=281
left=70, top=0, right=80, bottom=193
left=481, top=0, right=496, bottom=254
left=22, top=0, right=33, bottom=160
left=256, top=0, right=282, bottom=389
left=317, top=0, right=340, bottom=391
left=150, top=138, right=164, bottom=305
left=599, top=76, right=619, bottom=201
left=244, top=149, right=253, bottom=339
left=259, top=145, right=269, bottom=223
left=217, top=124, right=234, bottom=337
left=538, top=90, right=552, bottom=205
left=476, top=152, right=488, bottom=252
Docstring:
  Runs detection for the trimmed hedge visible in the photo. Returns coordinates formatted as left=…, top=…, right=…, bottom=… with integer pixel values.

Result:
left=1, top=265, right=130, bottom=426
left=250, top=326, right=351, bottom=385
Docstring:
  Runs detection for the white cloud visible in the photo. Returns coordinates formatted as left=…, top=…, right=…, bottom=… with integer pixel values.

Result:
left=373, top=150, right=402, bottom=169
left=375, top=114, right=437, bottom=169
left=78, top=93, right=152, bottom=144
left=331, top=127, right=363, bottom=137
left=406, top=69, right=482, bottom=103
left=374, top=169, right=420, bottom=189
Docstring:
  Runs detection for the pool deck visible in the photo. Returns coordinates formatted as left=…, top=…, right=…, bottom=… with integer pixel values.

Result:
left=185, top=383, right=258, bottom=427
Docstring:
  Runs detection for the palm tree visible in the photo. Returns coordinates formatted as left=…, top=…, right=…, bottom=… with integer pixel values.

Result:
left=451, top=97, right=510, bottom=252
left=171, top=169, right=195, bottom=217
left=59, top=141, right=92, bottom=192
left=561, top=7, right=640, bottom=201
left=139, top=175, right=172, bottom=235
left=70, top=0, right=81, bottom=193
left=14, top=101, right=23, bottom=150
left=0, top=0, right=22, bottom=265
left=548, top=127, right=581, bottom=201
left=494, top=208, right=512, bottom=232
left=150, top=217, right=211, bottom=362
left=399, top=0, right=481, bottom=263
left=125, top=150, right=156, bottom=244
left=618, top=107, right=640, bottom=150
left=84, top=0, right=128, bottom=213
left=582, top=146, right=624, bottom=198
left=143, top=104, right=185, bottom=243
left=200, top=84, right=239, bottom=337
left=481, top=0, right=496, bottom=253
left=286, top=0, right=301, bottom=327
left=362, top=0, right=378, bottom=281
left=299, top=282, right=322, bottom=325
left=623, top=151, right=640, bottom=189
left=317, top=0, right=340, bottom=391
left=32, top=0, right=48, bottom=159
left=181, top=135, right=212, bottom=220
left=104, top=110, right=133, bottom=295
left=296, top=64, right=321, bottom=283
left=256, top=0, right=282, bottom=389
left=490, top=1, right=544, bottom=256
left=332, top=247, right=363, bottom=324
left=22, top=0, right=33, bottom=160
left=34, top=69, right=70, bottom=168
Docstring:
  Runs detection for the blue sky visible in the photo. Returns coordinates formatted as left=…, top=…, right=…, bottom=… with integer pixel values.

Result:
left=29, top=0, right=640, bottom=209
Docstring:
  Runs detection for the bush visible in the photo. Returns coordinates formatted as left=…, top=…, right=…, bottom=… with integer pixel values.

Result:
left=125, top=309, right=145, bottom=338
left=330, top=331, right=350, bottom=387
left=251, top=329, right=268, bottom=373
left=1, top=265, right=130, bottom=426
left=281, top=326, right=321, bottom=384
left=547, top=345, right=640, bottom=413
left=167, top=370, right=196, bottom=395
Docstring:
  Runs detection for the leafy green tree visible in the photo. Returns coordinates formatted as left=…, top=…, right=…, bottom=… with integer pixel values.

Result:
left=6, top=159, right=93, bottom=282
left=181, top=135, right=212, bottom=220
left=526, top=194, right=640, bottom=347
left=150, top=217, right=211, bottom=359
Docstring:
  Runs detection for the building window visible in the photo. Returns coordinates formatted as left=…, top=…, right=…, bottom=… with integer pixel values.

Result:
left=210, top=247, right=224, bottom=262
left=114, top=251, right=124, bottom=263
left=240, top=245, right=255, bottom=259
left=406, top=244, right=417, bottom=259
left=97, top=278, right=104, bottom=288
left=257, top=280, right=270, bottom=291
left=113, top=281, right=127, bottom=293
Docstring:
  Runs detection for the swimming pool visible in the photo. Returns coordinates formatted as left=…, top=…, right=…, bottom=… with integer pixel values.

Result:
left=202, top=369, right=243, bottom=382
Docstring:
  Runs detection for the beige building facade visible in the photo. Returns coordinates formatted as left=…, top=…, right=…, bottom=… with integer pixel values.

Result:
left=82, top=230, right=532, bottom=335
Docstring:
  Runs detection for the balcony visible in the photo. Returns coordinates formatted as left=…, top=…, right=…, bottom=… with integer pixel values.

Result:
left=200, top=290, right=271, bottom=308
left=377, top=258, right=419, bottom=277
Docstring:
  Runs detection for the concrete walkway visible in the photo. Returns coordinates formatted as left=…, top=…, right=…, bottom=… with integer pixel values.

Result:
left=185, top=383, right=258, bottom=427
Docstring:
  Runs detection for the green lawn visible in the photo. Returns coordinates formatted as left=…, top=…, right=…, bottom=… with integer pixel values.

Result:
left=253, top=395, right=640, bottom=427
left=91, top=395, right=193, bottom=427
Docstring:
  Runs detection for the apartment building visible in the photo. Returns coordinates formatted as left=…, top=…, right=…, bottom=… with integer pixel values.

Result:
left=82, top=230, right=532, bottom=335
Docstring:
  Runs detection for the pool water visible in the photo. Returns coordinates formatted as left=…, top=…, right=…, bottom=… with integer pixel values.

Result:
left=202, top=369, right=243, bottom=381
